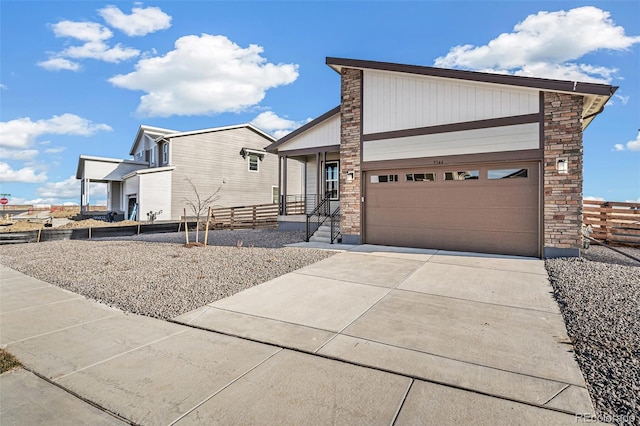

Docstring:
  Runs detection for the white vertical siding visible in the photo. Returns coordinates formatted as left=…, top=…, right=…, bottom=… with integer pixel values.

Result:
left=363, top=123, right=539, bottom=161
left=278, top=115, right=340, bottom=152
left=138, top=171, right=172, bottom=221
left=363, top=70, right=539, bottom=134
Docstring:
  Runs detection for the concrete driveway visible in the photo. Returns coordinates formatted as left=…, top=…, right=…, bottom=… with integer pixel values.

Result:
left=176, top=245, right=593, bottom=420
left=1, top=246, right=594, bottom=424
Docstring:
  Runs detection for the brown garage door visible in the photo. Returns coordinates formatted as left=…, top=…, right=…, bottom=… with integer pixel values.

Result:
left=364, top=162, right=540, bottom=257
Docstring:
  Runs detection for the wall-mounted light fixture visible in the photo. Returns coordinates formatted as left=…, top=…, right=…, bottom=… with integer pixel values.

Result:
left=346, top=171, right=354, bottom=183
left=556, top=158, right=568, bottom=174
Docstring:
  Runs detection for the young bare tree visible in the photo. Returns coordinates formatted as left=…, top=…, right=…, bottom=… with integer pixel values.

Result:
left=183, top=177, right=223, bottom=242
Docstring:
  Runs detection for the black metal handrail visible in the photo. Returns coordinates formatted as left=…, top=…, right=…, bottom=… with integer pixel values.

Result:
left=329, top=205, right=340, bottom=244
left=306, top=193, right=331, bottom=242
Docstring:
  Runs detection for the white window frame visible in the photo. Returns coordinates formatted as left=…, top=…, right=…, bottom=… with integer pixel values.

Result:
left=162, top=143, right=169, bottom=165
left=325, top=161, right=339, bottom=200
left=272, top=186, right=278, bottom=204
left=248, top=154, right=259, bottom=172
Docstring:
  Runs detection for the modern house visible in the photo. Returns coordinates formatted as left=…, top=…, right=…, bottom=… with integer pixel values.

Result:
left=76, top=124, right=302, bottom=221
left=268, top=57, right=616, bottom=258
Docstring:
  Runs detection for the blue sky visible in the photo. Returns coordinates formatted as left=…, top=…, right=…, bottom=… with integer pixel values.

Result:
left=1, top=1, right=638, bottom=206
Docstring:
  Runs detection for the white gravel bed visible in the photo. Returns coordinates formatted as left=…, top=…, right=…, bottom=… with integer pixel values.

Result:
left=545, top=246, right=639, bottom=425
left=93, top=229, right=308, bottom=248
left=0, top=238, right=335, bottom=320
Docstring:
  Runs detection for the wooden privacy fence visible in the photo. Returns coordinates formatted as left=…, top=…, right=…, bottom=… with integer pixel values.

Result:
left=583, top=200, right=640, bottom=247
left=205, top=200, right=305, bottom=230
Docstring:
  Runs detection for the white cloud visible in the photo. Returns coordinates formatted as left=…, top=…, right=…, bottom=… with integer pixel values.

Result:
left=61, top=41, right=140, bottom=63
left=52, top=20, right=113, bottom=41
left=584, top=195, right=606, bottom=201
left=0, top=114, right=112, bottom=149
left=626, top=132, right=640, bottom=151
left=251, top=111, right=310, bottom=139
left=0, top=83, right=7, bottom=90
left=612, top=131, right=640, bottom=151
left=40, top=18, right=140, bottom=70
left=434, top=6, right=640, bottom=83
left=613, top=94, right=630, bottom=105
left=109, top=34, right=299, bottom=117
left=44, top=147, right=66, bottom=154
left=99, top=5, right=172, bottom=37
left=0, top=163, right=47, bottom=183
left=37, top=57, right=81, bottom=72
left=0, top=148, right=39, bottom=161
left=625, top=198, right=640, bottom=203
left=36, top=176, right=80, bottom=199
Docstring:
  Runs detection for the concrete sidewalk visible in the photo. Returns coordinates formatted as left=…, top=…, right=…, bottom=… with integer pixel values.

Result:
left=1, top=246, right=594, bottom=425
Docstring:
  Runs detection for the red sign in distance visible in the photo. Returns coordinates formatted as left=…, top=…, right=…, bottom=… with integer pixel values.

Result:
left=0, top=198, right=8, bottom=205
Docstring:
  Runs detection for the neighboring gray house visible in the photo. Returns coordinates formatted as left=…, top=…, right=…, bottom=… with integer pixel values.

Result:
left=76, top=123, right=302, bottom=221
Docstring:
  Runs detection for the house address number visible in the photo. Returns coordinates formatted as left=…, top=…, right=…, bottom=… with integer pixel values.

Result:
left=433, top=160, right=444, bottom=165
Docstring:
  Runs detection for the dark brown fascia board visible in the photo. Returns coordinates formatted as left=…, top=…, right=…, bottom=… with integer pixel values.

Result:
left=326, top=57, right=617, bottom=97
left=363, top=113, right=539, bottom=142
left=276, top=145, right=340, bottom=157
left=264, top=106, right=341, bottom=153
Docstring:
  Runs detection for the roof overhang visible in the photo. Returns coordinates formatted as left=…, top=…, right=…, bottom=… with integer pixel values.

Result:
left=129, top=125, right=178, bottom=156
left=240, top=147, right=267, bottom=160
left=76, top=155, right=147, bottom=179
left=265, top=106, right=341, bottom=153
left=326, top=57, right=618, bottom=131
left=122, top=166, right=175, bottom=180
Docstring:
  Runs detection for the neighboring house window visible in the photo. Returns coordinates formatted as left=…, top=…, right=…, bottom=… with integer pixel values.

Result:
left=162, top=143, right=169, bottom=165
left=272, top=186, right=278, bottom=204
left=151, top=146, right=157, bottom=166
left=325, top=161, right=339, bottom=200
left=248, top=154, right=259, bottom=172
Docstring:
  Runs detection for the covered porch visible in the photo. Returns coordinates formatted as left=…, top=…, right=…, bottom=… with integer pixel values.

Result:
left=76, top=155, right=148, bottom=216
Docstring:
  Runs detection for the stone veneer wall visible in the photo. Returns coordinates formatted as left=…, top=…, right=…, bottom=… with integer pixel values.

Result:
left=543, top=91, right=584, bottom=257
left=339, top=68, right=363, bottom=244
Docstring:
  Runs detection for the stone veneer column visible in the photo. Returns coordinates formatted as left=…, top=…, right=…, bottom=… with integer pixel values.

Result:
left=543, top=92, right=584, bottom=257
left=340, top=67, right=363, bottom=244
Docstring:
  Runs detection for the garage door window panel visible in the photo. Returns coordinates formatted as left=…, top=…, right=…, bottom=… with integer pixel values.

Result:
left=370, top=174, right=398, bottom=183
left=444, top=170, right=479, bottom=181
left=406, top=173, right=436, bottom=182
left=488, top=168, right=528, bottom=179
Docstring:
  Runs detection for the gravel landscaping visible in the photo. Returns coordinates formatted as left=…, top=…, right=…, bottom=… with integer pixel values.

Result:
left=0, top=230, right=335, bottom=319
left=545, top=245, right=639, bottom=425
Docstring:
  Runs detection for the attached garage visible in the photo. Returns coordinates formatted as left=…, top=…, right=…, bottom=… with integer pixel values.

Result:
left=364, top=162, right=540, bottom=257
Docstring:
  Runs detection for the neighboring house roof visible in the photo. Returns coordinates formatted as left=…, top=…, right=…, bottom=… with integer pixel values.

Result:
left=129, top=125, right=179, bottom=156
left=265, top=106, right=340, bottom=153
left=122, top=165, right=176, bottom=180
left=75, top=155, right=148, bottom=180
left=129, top=123, right=275, bottom=155
left=326, top=57, right=617, bottom=129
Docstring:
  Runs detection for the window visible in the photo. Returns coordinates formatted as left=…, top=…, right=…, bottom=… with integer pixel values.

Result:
left=248, top=154, right=259, bottom=172
left=488, top=168, right=528, bottom=179
left=162, top=143, right=169, bottom=165
left=406, top=173, right=436, bottom=182
left=325, top=161, right=339, bottom=199
left=370, top=174, right=398, bottom=183
left=272, top=186, right=279, bottom=204
left=444, top=170, right=479, bottom=181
